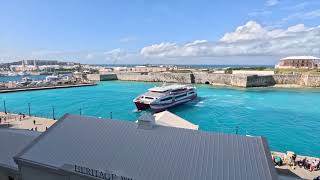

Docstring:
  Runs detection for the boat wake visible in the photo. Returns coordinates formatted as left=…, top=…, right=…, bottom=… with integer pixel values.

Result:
left=132, top=109, right=142, bottom=113
left=186, top=97, right=206, bottom=107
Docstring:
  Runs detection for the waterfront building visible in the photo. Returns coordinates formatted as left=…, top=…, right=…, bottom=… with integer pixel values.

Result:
left=0, top=129, right=40, bottom=180
left=275, top=56, right=320, bottom=69
left=99, top=68, right=113, bottom=74
left=0, top=114, right=279, bottom=180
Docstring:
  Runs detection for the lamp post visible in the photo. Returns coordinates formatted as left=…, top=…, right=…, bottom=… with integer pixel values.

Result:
left=28, top=103, right=31, bottom=117
left=3, top=100, right=7, bottom=114
left=52, top=106, right=55, bottom=120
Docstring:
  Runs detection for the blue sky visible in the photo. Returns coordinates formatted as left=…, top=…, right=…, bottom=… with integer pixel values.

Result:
left=0, top=0, right=320, bottom=64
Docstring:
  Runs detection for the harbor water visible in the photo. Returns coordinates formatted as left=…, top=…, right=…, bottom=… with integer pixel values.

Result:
left=0, top=80, right=319, bottom=157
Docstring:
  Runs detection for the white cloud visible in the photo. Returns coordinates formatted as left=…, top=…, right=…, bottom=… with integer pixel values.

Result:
left=299, top=9, right=320, bottom=19
left=84, top=49, right=130, bottom=63
left=104, top=48, right=128, bottom=60
left=86, top=53, right=94, bottom=59
left=282, top=9, right=320, bottom=23
left=2, top=21, right=320, bottom=65
left=119, top=36, right=137, bottom=43
left=220, top=21, right=267, bottom=43
left=140, top=42, right=178, bottom=57
left=140, top=21, right=320, bottom=58
left=266, top=0, right=279, bottom=7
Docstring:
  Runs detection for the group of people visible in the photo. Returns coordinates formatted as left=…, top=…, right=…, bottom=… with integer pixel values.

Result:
left=272, top=151, right=296, bottom=167
left=272, top=151, right=320, bottom=172
left=0, top=112, right=27, bottom=124
left=18, top=112, right=26, bottom=120
left=0, top=116, right=7, bottom=124
left=297, top=158, right=320, bottom=172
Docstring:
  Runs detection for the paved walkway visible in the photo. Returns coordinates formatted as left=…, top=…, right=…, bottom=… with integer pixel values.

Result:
left=0, top=112, right=56, bottom=132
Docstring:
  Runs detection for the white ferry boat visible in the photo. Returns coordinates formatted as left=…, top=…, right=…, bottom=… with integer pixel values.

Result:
left=133, top=84, right=197, bottom=111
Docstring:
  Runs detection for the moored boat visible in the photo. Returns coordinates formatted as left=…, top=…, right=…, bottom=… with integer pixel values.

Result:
left=133, top=84, right=197, bottom=111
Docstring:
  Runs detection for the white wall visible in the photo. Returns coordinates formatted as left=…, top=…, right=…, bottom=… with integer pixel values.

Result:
left=232, top=70, right=274, bottom=75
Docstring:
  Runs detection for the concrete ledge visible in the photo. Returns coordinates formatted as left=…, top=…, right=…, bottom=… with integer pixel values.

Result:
left=0, top=83, right=96, bottom=93
left=154, top=111, right=199, bottom=130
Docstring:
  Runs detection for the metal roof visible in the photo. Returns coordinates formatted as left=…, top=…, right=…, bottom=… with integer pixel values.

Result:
left=0, top=128, right=40, bottom=171
left=281, top=56, right=320, bottom=60
left=15, top=114, right=278, bottom=180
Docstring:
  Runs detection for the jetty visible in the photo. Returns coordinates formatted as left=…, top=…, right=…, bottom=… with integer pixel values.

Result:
left=0, top=83, right=96, bottom=93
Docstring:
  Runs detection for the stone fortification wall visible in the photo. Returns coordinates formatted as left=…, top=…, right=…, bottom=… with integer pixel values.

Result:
left=87, top=74, right=117, bottom=81
left=272, top=74, right=300, bottom=85
left=116, top=72, right=192, bottom=83
left=272, top=74, right=320, bottom=87
left=246, top=75, right=276, bottom=87
left=302, top=75, right=320, bottom=87
left=91, top=72, right=320, bottom=87
left=193, top=72, right=248, bottom=87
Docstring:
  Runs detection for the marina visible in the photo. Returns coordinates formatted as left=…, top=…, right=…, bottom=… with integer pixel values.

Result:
left=0, top=80, right=319, bottom=158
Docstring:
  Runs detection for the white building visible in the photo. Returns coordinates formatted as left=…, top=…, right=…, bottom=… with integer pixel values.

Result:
left=275, top=56, right=320, bottom=69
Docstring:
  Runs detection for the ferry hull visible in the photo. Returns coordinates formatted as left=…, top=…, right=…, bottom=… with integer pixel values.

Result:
left=150, top=94, right=197, bottom=112
left=134, top=101, right=150, bottom=110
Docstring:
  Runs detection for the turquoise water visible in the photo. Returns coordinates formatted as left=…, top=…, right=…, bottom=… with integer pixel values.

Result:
left=0, top=80, right=319, bottom=157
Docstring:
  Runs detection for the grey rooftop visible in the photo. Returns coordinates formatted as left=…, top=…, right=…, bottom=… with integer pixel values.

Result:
left=0, top=128, right=40, bottom=171
left=15, top=114, right=278, bottom=180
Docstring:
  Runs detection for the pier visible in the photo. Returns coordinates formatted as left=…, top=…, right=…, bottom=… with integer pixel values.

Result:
left=0, top=83, right=96, bottom=93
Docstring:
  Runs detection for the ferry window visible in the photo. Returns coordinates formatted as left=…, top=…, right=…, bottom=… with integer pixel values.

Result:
left=189, top=92, right=194, bottom=94
left=176, top=94, right=187, bottom=99
left=172, top=89, right=184, bottom=92
left=145, top=97, right=154, bottom=100
left=161, top=97, right=172, bottom=101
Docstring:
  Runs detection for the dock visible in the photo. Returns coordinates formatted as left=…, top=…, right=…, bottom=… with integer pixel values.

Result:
left=154, top=110, right=199, bottom=130
left=0, top=83, right=96, bottom=93
left=0, top=112, right=56, bottom=132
